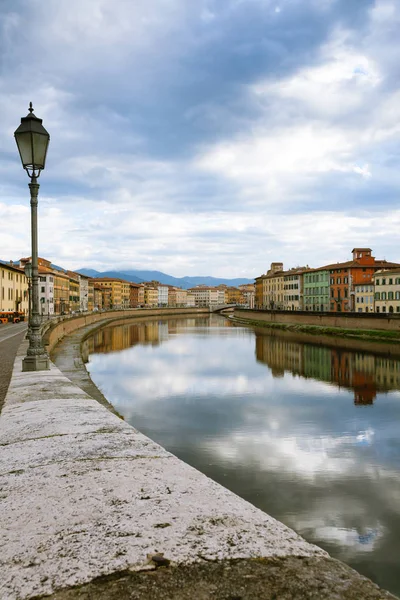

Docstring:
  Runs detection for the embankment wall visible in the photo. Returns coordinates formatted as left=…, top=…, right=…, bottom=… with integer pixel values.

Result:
left=234, top=308, right=400, bottom=331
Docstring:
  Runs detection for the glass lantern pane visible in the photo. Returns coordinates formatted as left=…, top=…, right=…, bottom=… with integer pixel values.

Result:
left=32, top=133, right=49, bottom=169
left=16, top=131, right=33, bottom=167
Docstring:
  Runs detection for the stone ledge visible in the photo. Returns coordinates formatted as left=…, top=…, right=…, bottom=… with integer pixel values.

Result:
left=34, top=557, right=397, bottom=600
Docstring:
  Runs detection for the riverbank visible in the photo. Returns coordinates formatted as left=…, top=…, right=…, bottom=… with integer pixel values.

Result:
left=0, top=314, right=397, bottom=599
left=232, top=310, right=400, bottom=344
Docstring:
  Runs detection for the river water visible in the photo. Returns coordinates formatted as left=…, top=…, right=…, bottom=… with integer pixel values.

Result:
left=85, top=314, right=400, bottom=597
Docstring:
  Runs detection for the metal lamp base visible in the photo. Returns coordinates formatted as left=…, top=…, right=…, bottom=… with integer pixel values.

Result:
left=22, top=354, right=50, bottom=372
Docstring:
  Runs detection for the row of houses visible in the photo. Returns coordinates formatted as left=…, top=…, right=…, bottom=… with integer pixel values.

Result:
left=0, top=257, right=256, bottom=316
left=255, top=248, right=400, bottom=314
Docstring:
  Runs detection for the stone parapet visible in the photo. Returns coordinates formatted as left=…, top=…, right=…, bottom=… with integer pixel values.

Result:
left=235, top=308, right=400, bottom=332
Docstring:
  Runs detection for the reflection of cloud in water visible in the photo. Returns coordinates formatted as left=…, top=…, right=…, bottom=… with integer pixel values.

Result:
left=89, top=337, right=346, bottom=405
left=305, top=524, right=383, bottom=554
left=207, top=429, right=379, bottom=480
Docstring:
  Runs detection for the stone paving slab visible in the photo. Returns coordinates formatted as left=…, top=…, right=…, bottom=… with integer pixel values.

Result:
left=0, top=398, right=129, bottom=445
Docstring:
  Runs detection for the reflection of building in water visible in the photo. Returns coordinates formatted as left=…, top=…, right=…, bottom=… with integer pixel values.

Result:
left=375, top=356, right=400, bottom=389
left=87, top=316, right=225, bottom=355
left=255, top=332, right=400, bottom=404
left=89, top=321, right=162, bottom=354
left=302, top=345, right=331, bottom=383
left=255, top=335, right=302, bottom=378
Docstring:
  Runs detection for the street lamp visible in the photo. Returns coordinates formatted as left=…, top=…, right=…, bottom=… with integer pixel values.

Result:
left=15, top=103, right=50, bottom=371
left=24, top=262, right=32, bottom=339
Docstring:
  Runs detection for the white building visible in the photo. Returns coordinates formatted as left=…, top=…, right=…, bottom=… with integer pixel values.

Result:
left=188, top=286, right=219, bottom=307
left=79, top=274, right=90, bottom=312
left=186, top=292, right=196, bottom=307
left=373, top=269, right=400, bottom=314
left=38, top=267, right=55, bottom=316
left=158, top=285, right=169, bottom=307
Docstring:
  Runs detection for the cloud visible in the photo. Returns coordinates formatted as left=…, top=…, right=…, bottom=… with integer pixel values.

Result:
left=1, top=0, right=400, bottom=275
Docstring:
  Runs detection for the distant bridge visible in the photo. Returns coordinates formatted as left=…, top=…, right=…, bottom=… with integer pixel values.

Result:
left=210, top=304, right=237, bottom=313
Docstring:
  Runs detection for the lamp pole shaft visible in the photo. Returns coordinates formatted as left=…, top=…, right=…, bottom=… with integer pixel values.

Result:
left=30, top=177, right=40, bottom=328
left=23, top=177, right=49, bottom=371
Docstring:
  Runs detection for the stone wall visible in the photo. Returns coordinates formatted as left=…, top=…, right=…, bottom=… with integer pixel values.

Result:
left=235, top=308, right=400, bottom=332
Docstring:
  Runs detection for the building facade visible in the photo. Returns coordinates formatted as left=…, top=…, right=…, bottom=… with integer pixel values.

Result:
left=92, top=277, right=131, bottom=309
left=373, top=269, right=400, bottom=314
left=0, top=262, right=28, bottom=314
left=158, top=286, right=169, bottom=307
left=283, top=268, right=306, bottom=311
left=303, top=269, right=330, bottom=312
left=354, top=277, right=374, bottom=313
left=188, top=286, right=219, bottom=307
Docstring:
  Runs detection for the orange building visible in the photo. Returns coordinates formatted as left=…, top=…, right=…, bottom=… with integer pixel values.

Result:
left=325, top=248, right=400, bottom=312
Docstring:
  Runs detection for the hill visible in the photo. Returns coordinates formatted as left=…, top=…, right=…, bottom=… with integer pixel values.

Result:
left=77, top=268, right=253, bottom=289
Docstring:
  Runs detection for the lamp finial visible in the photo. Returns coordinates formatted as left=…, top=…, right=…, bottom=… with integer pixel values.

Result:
left=29, top=102, right=33, bottom=114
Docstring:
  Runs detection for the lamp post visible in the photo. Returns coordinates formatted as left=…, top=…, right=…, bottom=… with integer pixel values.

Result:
left=24, top=262, right=32, bottom=339
left=15, top=103, right=50, bottom=371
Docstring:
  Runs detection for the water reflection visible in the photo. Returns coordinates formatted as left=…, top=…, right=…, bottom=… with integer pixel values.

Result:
left=255, top=334, right=400, bottom=405
left=86, top=316, right=400, bottom=597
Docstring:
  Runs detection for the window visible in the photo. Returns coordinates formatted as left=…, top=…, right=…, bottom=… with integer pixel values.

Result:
left=396, top=292, right=400, bottom=300
left=337, top=278, right=341, bottom=284
left=382, top=278, right=386, bottom=285
left=41, top=286, right=45, bottom=293
left=389, top=279, right=393, bottom=285
left=375, top=292, right=380, bottom=300
left=376, top=279, right=380, bottom=285
left=388, top=292, right=394, bottom=300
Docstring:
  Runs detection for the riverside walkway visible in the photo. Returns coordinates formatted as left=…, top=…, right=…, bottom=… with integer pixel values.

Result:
left=0, top=312, right=397, bottom=599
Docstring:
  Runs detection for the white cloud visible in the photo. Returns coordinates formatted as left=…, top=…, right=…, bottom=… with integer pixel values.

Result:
left=1, top=0, right=400, bottom=275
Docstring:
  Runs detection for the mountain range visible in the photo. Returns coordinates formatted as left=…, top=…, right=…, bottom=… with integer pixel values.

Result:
left=77, top=268, right=254, bottom=290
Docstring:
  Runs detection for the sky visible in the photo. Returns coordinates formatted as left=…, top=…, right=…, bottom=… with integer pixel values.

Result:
left=1, top=0, right=400, bottom=278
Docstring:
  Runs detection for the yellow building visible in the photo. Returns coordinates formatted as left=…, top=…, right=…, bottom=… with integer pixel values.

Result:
left=53, top=270, right=70, bottom=314
left=255, top=263, right=284, bottom=309
left=144, top=286, right=158, bottom=307
left=67, top=271, right=80, bottom=313
left=225, top=287, right=243, bottom=305
left=0, top=262, right=28, bottom=314
left=93, top=277, right=131, bottom=309
left=88, top=280, right=94, bottom=311
left=354, top=276, right=374, bottom=313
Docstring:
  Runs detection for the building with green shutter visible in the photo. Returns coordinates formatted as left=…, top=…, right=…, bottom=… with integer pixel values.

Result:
left=303, top=268, right=330, bottom=311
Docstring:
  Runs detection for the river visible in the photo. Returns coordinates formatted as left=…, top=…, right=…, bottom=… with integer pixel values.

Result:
left=85, top=314, right=400, bottom=597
